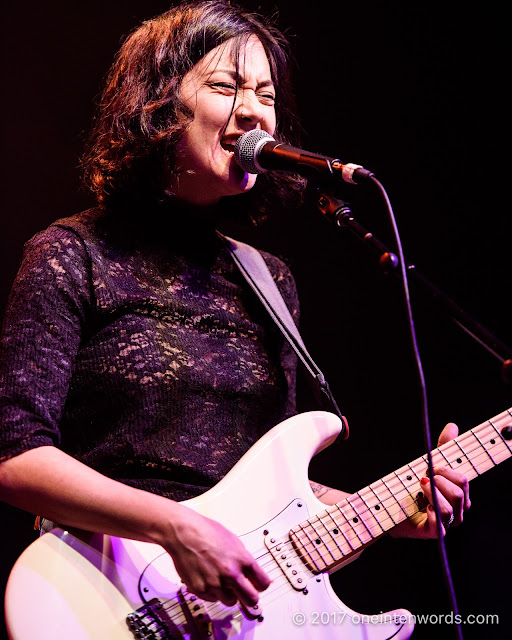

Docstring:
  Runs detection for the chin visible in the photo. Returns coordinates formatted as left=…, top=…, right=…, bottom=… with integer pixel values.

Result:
left=227, top=165, right=258, bottom=195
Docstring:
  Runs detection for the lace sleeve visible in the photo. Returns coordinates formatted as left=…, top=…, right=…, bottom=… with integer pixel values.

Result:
left=0, top=226, right=92, bottom=461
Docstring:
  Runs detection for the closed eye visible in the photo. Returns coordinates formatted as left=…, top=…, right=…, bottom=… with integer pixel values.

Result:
left=258, top=92, right=275, bottom=103
left=210, top=82, right=237, bottom=91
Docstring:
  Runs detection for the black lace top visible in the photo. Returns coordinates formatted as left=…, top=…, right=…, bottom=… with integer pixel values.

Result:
left=0, top=208, right=298, bottom=500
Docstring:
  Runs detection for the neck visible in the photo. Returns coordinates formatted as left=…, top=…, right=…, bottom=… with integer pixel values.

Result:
left=290, top=407, right=512, bottom=574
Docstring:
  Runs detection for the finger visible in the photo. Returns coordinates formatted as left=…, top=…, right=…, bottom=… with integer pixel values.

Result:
left=229, top=573, right=262, bottom=608
left=175, top=559, right=233, bottom=605
left=433, top=466, right=471, bottom=511
left=437, top=422, right=458, bottom=446
left=425, top=504, right=447, bottom=537
left=220, top=590, right=238, bottom=607
left=243, top=559, right=271, bottom=591
left=207, top=560, right=268, bottom=608
left=185, top=576, right=238, bottom=607
left=206, top=562, right=269, bottom=607
left=206, top=587, right=238, bottom=607
left=428, top=474, right=465, bottom=525
left=420, top=477, right=454, bottom=528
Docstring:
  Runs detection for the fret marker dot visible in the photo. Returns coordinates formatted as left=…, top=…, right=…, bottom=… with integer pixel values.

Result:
left=333, top=529, right=339, bottom=535
left=375, top=505, right=380, bottom=510
left=456, top=458, right=462, bottom=464
left=406, top=475, right=412, bottom=481
left=315, top=539, right=321, bottom=545
left=502, top=426, right=512, bottom=440
left=490, top=439, right=495, bottom=445
left=353, top=517, right=359, bottom=523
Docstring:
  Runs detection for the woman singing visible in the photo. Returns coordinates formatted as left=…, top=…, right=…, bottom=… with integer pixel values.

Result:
left=0, top=0, right=469, bottom=615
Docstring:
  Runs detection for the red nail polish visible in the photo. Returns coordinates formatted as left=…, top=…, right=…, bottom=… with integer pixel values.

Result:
left=421, top=477, right=429, bottom=485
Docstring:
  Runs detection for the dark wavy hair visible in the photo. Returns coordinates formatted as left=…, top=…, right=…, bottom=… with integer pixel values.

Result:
left=82, top=0, right=305, bottom=220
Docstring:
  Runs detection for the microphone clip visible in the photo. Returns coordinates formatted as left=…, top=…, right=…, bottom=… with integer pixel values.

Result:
left=314, top=188, right=399, bottom=273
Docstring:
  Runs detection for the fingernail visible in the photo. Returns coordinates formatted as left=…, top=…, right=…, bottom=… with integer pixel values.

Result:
left=421, top=477, right=430, bottom=485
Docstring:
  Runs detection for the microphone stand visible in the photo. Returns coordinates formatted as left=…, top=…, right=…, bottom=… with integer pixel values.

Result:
left=315, top=189, right=512, bottom=384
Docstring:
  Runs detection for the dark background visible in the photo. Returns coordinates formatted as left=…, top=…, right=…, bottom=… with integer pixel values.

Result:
left=1, top=2, right=510, bottom=639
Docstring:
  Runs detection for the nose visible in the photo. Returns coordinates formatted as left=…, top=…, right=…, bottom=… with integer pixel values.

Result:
left=236, top=91, right=265, bottom=127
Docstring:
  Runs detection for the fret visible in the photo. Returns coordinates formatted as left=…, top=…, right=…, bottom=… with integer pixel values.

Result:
left=488, top=419, right=502, bottom=439
left=325, top=506, right=356, bottom=552
left=458, top=428, right=496, bottom=475
left=454, top=438, right=479, bottom=476
left=334, top=503, right=366, bottom=548
left=406, top=462, right=424, bottom=484
left=335, top=502, right=370, bottom=546
left=378, top=477, right=408, bottom=526
left=434, top=446, right=452, bottom=469
left=357, top=490, right=386, bottom=534
left=394, top=467, right=416, bottom=493
left=435, top=440, right=471, bottom=479
left=317, top=510, right=353, bottom=561
left=495, top=414, right=512, bottom=452
left=316, top=510, right=350, bottom=558
left=471, top=429, right=496, bottom=467
left=308, top=515, right=339, bottom=563
left=381, top=475, right=409, bottom=520
left=367, top=482, right=399, bottom=528
left=462, top=417, right=509, bottom=471
left=492, top=411, right=512, bottom=431
left=411, top=459, right=431, bottom=508
left=391, top=469, right=422, bottom=519
left=292, top=522, right=323, bottom=572
left=346, top=496, right=376, bottom=542
left=486, top=420, right=512, bottom=462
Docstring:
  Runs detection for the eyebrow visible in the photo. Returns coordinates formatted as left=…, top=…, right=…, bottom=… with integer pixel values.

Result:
left=210, top=68, right=275, bottom=89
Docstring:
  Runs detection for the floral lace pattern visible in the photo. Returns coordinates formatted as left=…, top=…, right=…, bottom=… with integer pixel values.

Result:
left=0, top=209, right=298, bottom=499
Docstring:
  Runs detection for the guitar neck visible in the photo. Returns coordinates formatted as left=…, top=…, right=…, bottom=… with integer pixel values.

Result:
left=290, top=407, right=512, bottom=574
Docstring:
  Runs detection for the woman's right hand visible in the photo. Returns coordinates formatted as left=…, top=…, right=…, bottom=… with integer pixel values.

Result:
left=159, top=503, right=271, bottom=607
left=0, top=447, right=270, bottom=607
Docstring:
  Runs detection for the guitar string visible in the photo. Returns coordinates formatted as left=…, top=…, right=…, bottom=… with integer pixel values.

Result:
left=144, top=546, right=405, bottom=632
left=154, top=559, right=279, bottom=624
left=151, top=546, right=287, bottom=610
left=268, top=420, right=511, bottom=568
left=289, top=424, right=512, bottom=566
left=291, top=442, right=504, bottom=569
left=157, top=557, right=304, bottom=627
left=153, top=516, right=354, bottom=624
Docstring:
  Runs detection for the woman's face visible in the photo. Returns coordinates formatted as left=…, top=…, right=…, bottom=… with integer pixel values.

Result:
left=175, top=36, right=277, bottom=206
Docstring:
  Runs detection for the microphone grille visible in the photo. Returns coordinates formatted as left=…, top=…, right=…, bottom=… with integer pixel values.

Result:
left=234, top=129, right=275, bottom=174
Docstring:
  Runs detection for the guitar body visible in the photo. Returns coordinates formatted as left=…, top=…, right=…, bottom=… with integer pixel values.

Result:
left=5, top=411, right=413, bottom=640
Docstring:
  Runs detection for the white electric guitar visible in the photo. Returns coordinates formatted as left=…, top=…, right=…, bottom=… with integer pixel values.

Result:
left=5, top=408, right=512, bottom=640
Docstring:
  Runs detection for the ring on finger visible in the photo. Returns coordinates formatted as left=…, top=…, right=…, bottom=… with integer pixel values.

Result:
left=444, top=513, right=455, bottom=528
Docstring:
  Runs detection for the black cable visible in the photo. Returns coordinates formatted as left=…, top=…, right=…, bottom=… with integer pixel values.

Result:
left=370, top=176, right=464, bottom=640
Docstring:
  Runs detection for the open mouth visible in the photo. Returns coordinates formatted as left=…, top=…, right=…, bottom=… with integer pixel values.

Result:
left=220, top=141, right=236, bottom=153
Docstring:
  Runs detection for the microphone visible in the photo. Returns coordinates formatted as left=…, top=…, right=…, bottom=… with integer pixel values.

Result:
left=234, top=129, right=374, bottom=184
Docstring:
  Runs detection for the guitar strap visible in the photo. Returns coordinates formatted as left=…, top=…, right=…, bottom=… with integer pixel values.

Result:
left=221, top=233, right=348, bottom=439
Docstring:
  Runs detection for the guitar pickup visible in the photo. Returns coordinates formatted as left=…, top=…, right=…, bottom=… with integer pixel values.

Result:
left=239, top=600, right=263, bottom=620
left=264, top=531, right=308, bottom=590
